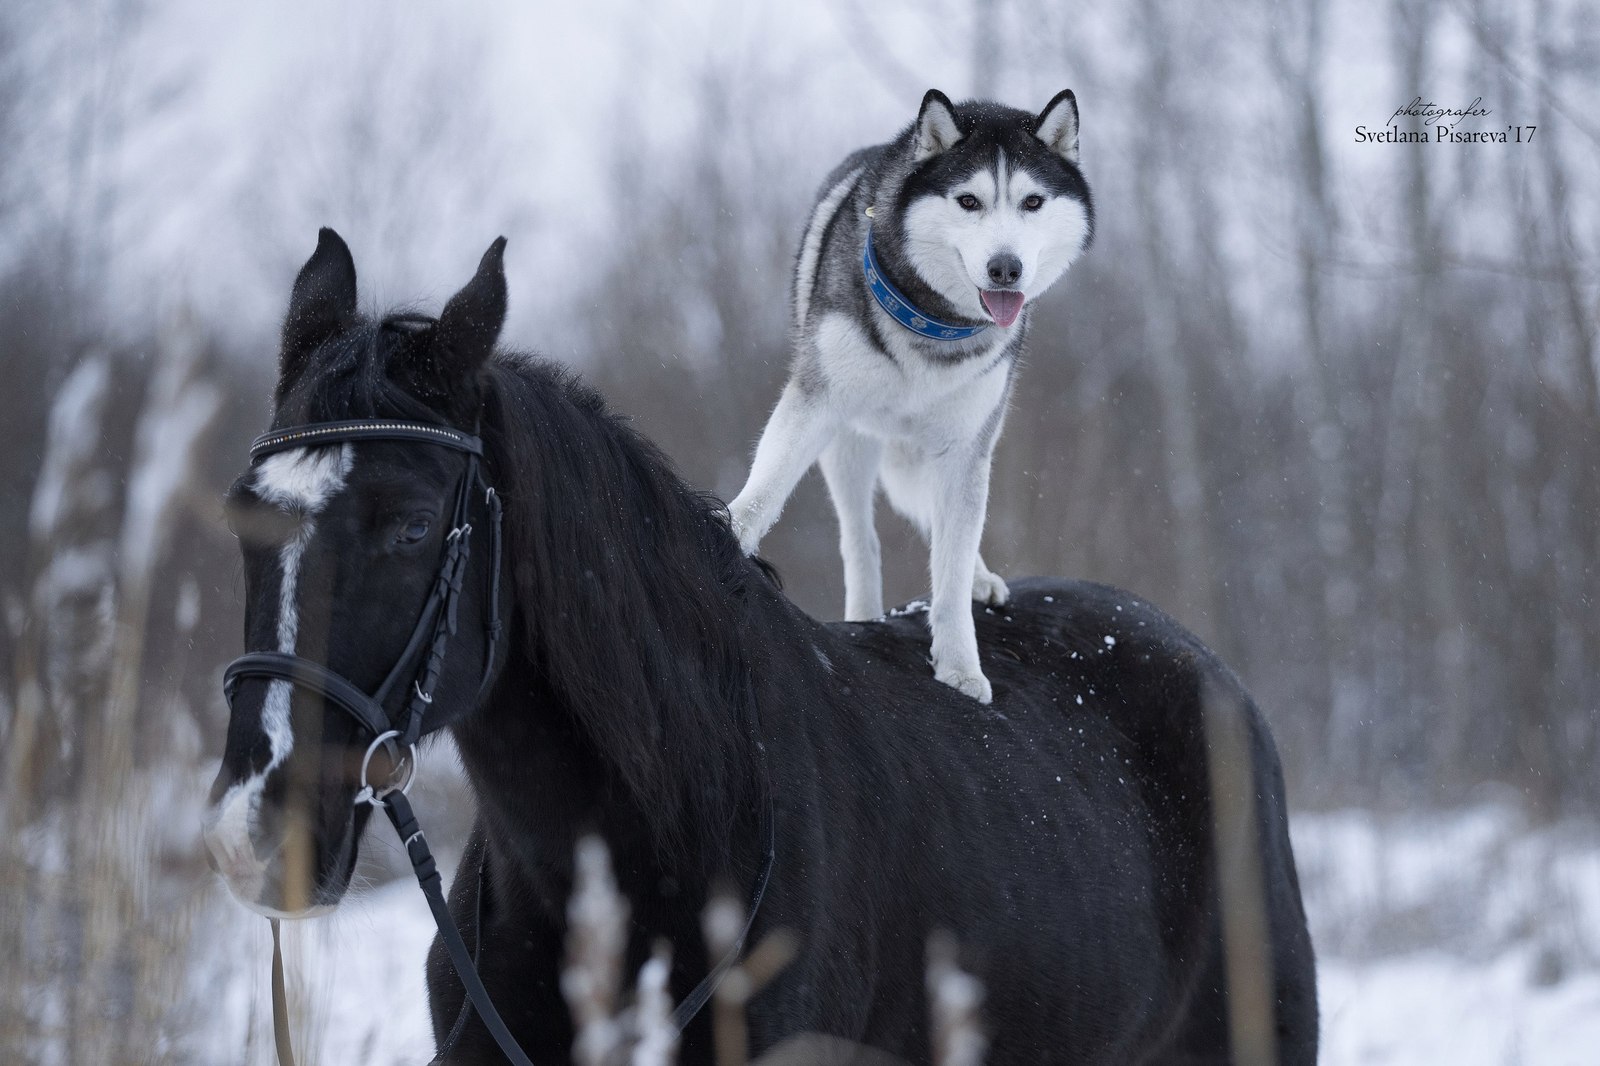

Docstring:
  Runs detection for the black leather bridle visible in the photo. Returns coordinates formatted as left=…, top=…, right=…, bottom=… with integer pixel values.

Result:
left=223, top=418, right=525, bottom=1065
left=222, top=418, right=774, bottom=1066
left=225, top=418, right=504, bottom=765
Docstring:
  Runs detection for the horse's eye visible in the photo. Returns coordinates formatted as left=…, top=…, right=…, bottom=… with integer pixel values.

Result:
left=396, top=515, right=432, bottom=545
left=1022, top=194, right=1045, bottom=211
left=956, top=194, right=982, bottom=211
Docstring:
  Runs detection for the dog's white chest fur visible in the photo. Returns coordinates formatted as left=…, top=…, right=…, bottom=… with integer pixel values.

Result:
left=812, top=312, right=1011, bottom=444
left=813, top=311, right=1015, bottom=446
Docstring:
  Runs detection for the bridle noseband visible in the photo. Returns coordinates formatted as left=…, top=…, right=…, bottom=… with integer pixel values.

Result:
left=223, top=417, right=775, bottom=1066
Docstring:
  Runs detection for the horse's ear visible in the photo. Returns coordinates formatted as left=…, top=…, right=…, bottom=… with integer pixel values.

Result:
left=431, top=237, right=507, bottom=375
left=1035, top=89, right=1080, bottom=165
left=281, top=228, right=357, bottom=386
left=914, top=89, right=962, bottom=162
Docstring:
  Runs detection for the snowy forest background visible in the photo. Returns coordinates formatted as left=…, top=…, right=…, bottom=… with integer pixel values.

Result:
left=2, top=0, right=1598, bottom=1062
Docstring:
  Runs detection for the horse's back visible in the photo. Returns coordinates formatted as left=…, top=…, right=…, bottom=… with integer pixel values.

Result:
left=823, top=577, right=1318, bottom=1063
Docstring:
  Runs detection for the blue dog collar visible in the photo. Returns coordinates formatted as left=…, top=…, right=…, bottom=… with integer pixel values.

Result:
left=862, top=229, right=989, bottom=341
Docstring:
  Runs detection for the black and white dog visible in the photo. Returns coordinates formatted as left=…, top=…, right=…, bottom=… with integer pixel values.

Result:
left=729, top=89, right=1094, bottom=702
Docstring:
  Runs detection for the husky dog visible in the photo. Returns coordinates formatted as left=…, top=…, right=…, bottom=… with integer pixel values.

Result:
left=728, top=89, right=1094, bottom=703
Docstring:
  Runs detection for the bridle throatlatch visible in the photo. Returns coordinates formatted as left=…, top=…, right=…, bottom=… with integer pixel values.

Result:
left=222, top=418, right=773, bottom=1066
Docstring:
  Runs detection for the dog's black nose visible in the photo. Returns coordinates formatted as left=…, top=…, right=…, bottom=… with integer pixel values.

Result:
left=987, top=254, right=1022, bottom=287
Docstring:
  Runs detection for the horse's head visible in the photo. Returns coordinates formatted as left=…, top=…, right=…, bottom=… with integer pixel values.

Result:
left=204, top=229, right=511, bottom=916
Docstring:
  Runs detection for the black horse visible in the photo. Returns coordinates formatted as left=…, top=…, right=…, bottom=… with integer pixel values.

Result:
left=204, top=230, right=1317, bottom=1064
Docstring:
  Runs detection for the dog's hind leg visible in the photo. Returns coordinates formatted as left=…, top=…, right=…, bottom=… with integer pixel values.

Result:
left=729, top=382, right=838, bottom=556
left=881, top=453, right=1009, bottom=610
left=972, top=553, right=1009, bottom=606
left=819, top=429, right=884, bottom=620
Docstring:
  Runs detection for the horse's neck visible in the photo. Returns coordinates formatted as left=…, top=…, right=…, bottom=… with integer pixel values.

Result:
left=464, top=365, right=804, bottom=902
left=451, top=636, right=764, bottom=906
left=449, top=663, right=605, bottom=860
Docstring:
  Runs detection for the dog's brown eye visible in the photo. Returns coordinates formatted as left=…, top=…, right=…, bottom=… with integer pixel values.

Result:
left=956, top=194, right=982, bottom=211
left=1023, top=194, right=1045, bottom=211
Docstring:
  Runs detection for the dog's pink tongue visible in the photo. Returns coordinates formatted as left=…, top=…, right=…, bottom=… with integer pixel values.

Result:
left=981, top=289, right=1025, bottom=327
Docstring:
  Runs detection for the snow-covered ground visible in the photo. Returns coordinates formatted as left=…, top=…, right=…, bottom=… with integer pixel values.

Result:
left=1300, top=804, right=1600, bottom=1065
left=212, top=879, right=441, bottom=1065
left=1318, top=952, right=1600, bottom=1065
left=212, top=802, right=1600, bottom=1065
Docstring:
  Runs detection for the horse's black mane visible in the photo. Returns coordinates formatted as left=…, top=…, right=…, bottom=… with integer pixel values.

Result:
left=479, top=352, right=786, bottom=865
left=280, top=312, right=788, bottom=870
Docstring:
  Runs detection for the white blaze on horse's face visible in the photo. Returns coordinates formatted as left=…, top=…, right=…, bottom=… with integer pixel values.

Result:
left=202, top=444, right=352, bottom=917
left=253, top=444, right=356, bottom=513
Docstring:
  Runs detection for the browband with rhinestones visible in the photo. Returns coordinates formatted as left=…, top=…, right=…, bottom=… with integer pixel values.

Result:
left=249, top=420, right=483, bottom=460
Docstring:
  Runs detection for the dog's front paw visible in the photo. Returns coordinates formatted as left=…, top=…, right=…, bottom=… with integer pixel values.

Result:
left=933, top=661, right=993, bottom=704
left=972, top=568, right=1009, bottom=606
left=727, top=502, right=762, bottom=557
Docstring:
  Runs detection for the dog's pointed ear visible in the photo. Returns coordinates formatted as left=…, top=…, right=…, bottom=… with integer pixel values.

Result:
left=914, top=89, right=962, bottom=162
left=431, top=237, right=507, bottom=376
left=1035, top=89, right=1080, bottom=165
left=281, top=228, right=356, bottom=387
